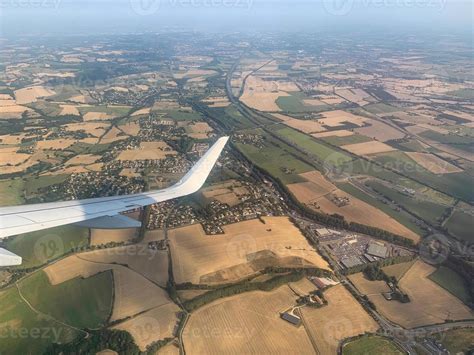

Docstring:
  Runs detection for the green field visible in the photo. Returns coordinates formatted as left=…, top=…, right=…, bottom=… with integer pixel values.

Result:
left=363, top=103, right=402, bottom=114
left=167, top=110, right=203, bottom=121
left=428, top=266, right=471, bottom=304
left=367, top=180, right=448, bottom=226
left=343, top=335, right=405, bottom=355
left=276, top=92, right=328, bottom=113
left=439, top=328, right=474, bottom=354
left=19, top=270, right=113, bottom=329
left=208, top=105, right=255, bottom=130
left=0, top=286, right=80, bottom=353
left=0, top=178, right=24, bottom=206
left=235, top=131, right=314, bottom=184
left=24, top=174, right=69, bottom=198
left=274, top=126, right=353, bottom=165
left=320, top=133, right=372, bottom=146
left=447, top=88, right=474, bottom=99
left=337, top=182, right=425, bottom=237
left=77, top=105, right=131, bottom=117
left=445, top=210, right=473, bottom=242
left=4, top=226, right=89, bottom=269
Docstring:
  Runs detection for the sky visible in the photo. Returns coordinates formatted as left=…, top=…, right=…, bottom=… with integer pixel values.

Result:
left=0, top=0, right=472, bottom=37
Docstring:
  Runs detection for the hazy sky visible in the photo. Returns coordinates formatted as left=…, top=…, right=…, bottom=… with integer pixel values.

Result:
left=0, top=0, right=472, bottom=36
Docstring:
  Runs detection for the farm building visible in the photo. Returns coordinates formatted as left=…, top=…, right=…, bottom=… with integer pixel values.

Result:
left=281, top=311, right=301, bottom=326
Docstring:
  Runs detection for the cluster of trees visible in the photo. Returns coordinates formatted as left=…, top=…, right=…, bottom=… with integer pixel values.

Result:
left=182, top=268, right=328, bottom=312
left=44, top=329, right=173, bottom=355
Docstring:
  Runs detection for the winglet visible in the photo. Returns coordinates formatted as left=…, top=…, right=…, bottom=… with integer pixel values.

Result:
left=0, top=248, right=22, bottom=266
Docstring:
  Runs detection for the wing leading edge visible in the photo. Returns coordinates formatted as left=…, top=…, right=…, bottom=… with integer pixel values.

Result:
left=0, top=136, right=229, bottom=240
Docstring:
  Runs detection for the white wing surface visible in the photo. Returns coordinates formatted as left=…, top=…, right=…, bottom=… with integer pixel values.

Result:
left=0, top=137, right=229, bottom=241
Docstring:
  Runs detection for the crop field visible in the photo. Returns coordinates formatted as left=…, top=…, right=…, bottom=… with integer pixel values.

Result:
left=5, top=226, right=89, bottom=269
left=438, top=328, right=474, bottom=354
left=274, top=126, right=352, bottom=164
left=348, top=273, right=391, bottom=295
left=0, top=178, right=24, bottom=206
left=80, top=246, right=169, bottom=287
left=382, top=260, right=416, bottom=281
left=183, top=285, right=315, bottom=354
left=281, top=118, right=326, bottom=134
left=113, top=303, right=180, bottom=351
left=342, top=141, right=396, bottom=156
left=19, top=270, right=113, bottom=329
left=276, top=92, right=328, bottom=113
left=301, top=284, right=378, bottom=355
left=235, top=135, right=313, bottom=184
left=0, top=286, right=79, bottom=354
left=368, top=261, right=473, bottom=328
left=317, top=132, right=373, bottom=146
left=354, top=119, right=405, bottom=142
left=428, top=266, right=470, bottom=304
left=406, top=152, right=463, bottom=174
left=367, top=180, right=449, bottom=226
left=444, top=210, right=473, bottom=242
left=168, top=217, right=329, bottom=285
left=342, top=335, right=404, bottom=355
left=90, top=228, right=138, bottom=246
left=337, top=182, right=425, bottom=237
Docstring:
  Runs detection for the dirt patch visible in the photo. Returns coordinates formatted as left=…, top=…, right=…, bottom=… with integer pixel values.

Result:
left=406, top=152, right=463, bottom=174
left=342, top=141, right=396, bottom=155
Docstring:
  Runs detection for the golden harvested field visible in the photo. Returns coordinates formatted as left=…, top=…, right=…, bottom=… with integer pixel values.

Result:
left=0, top=133, right=29, bottom=144
left=312, top=189, right=420, bottom=242
left=131, top=108, right=151, bottom=116
left=118, top=122, right=140, bottom=135
left=301, top=284, right=378, bottom=355
left=44, top=255, right=111, bottom=285
left=90, top=228, right=138, bottom=246
left=110, top=267, right=173, bottom=321
left=201, top=180, right=249, bottom=207
left=64, top=154, right=101, bottom=166
left=157, top=343, right=179, bottom=355
left=64, top=122, right=110, bottom=137
left=406, top=152, right=463, bottom=174
left=313, top=130, right=354, bottom=138
left=287, top=182, right=333, bottom=203
left=355, top=120, right=405, bottom=142
left=0, top=104, right=32, bottom=118
left=142, top=229, right=165, bottom=243
left=183, top=285, right=315, bottom=354
left=14, top=86, right=55, bottom=104
left=282, top=119, right=326, bottom=134
left=0, top=148, right=30, bottom=165
left=319, top=95, right=347, bottom=105
left=168, top=217, right=329, bottom=285
left=113, top=303, right=180, bottom=351
left=83, top=112, right=116, bottom=121
left=288, top=277, right=317, bottom=296
left=42, top=166, right=89, bottom=176
left=80, top=246, right=169, bottom=287
left=240, top=75, right=295, bottom=111
left=342, top=141, right=396, bottom=155
left=286, top=171, right=420, bottom=242
left=100, top=126, right=128, bottom=144
left=59, top=105, right=80, bottom=116
left=317, top=110, right=367, bottom=128
left=382, top=260, right=416, bottom=281
left=36, top=139, right=77, bottom=150
left=335, top=88, right=373, bottom=106
left=348, top=273, right=391, bottom=295
left=117, top=141, right=177, bottom=161
left=369, top=261, right=473, bottom=328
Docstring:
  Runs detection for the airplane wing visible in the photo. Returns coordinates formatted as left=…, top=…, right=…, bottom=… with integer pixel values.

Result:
left=0, top=137, right=228, bottom=265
